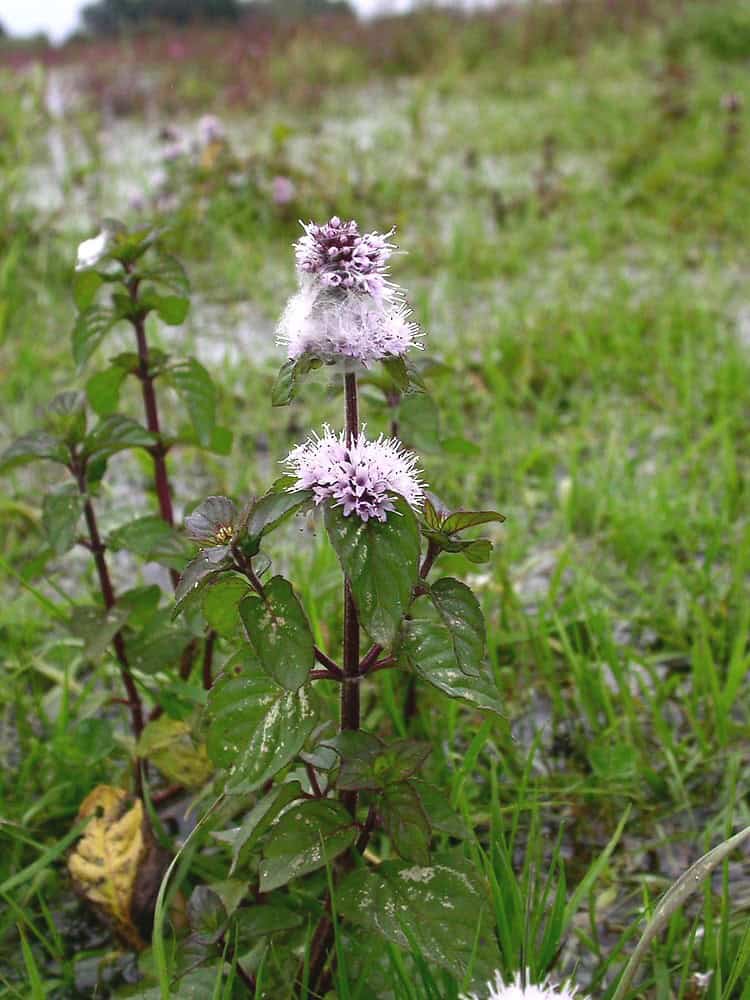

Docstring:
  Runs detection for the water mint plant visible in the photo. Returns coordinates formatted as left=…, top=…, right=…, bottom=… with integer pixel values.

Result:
left=152, top=216, right=507, bottom=994
left=1, top=221, right=227, bottom=782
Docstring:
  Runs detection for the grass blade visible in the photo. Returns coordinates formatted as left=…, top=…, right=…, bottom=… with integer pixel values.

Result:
left=612, top=824, right=750, bottom=1000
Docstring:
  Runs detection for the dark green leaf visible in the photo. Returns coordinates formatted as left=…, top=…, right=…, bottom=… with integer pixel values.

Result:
left=422, top=531, right=494, bottom=560
left=46, top=391, right=87, bottom=444
left=86, top=365, right=128, bottom=417
left=202, top=574, right=252, bottom=637
left=430, top=578, right=486, bottom=678
left=143, top=290, right=190, bottom=326
left=108, top=351, right=140, bottom=373
left=110, top=225, right=161, bottom=265
left=271, top=354, right=322, bottom=407
left=118, top=585, right=162, bottom=628
left=401, top=597, right=503, bottom=715
left=111, top=291, right=136, bottom=320
left=82, top=415, right=156, bottom=461
left=108, top=516, right=191, bottom=570
left=206, top=653, right=317, bottom=793
left=207, top=425, right=233, bottom=456
left=460, top=539, right=493, bottom=564
left=212, top=781, right=304, bottom=876
left=382, top=355, right=410, bottom=391
left=235, top=903, right=303, bottom=939
left=69, top=605, right=130, bottom=662
left=380, top=782, right=431, bottom=865
left=72, top=269, right=104, bottom=311
left=173, top=550, right=230, bottom=617
left=239, top=577, right=314, bottom=691
left=72, top=307, right=118, bottom=367
left=442, top=510, right=506, bottom=534
left=412, top=781, right=471, bottom=839
left=0, top=432, right=67, bottom=473
left=325, top=732, right=430, bottom=791
left=42, top=485, right=84, bottom=555
left=325, top=497, right=420, bottom=646
left=138, top=253, right=190, bottom=296
left=422, top=496, right=442, bottom=532
left=338, top=857, right=500, bottom=982
left=326, top=731, right=382, bottom=791
left=405, top=357, right=428, bottom=390
left=207, top=880, right=247, bottom=920
left=167, top=359, right=216, bottom=448
left=187, top=886, right=227, bottom=945
left=244, top=488, right=312, bottom=541
left=124, top=611, right=194, bottom=674
left=271, top=359, right=298, bottom=407
left=259, top=800, right=357, bottom=892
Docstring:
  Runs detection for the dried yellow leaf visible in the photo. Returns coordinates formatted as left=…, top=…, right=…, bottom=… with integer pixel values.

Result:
left=68, top=785, right=146, bottom=950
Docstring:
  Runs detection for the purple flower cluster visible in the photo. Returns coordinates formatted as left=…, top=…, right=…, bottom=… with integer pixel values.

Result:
left=284, top=426, right=425, bottom=523
left=277, top=216, right=422, bottom=367
left=294, top=216, right=396, bottom=298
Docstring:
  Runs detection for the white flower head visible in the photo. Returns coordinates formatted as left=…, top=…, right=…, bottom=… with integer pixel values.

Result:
left=278, top=217, right=423, bottom=366
left=75, top=230, right=110, bottom=271
left=75, top=220, right=124, bottom=271
left=462, top=971, right=587, bottom=1000
left=283, top=426, right=425, bottom=523
left=277, top=280, right=421, bottom=367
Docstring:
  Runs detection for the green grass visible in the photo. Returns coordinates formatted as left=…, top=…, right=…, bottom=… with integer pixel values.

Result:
left=2, top=2, right=750, bottom=996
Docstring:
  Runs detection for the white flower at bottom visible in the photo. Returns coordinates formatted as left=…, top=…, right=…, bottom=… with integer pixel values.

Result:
left=277, top=280, right=421, bottom=367
left=283, top=426, right=425, bottom=523
left=462, top=971, right=586, bottom=1000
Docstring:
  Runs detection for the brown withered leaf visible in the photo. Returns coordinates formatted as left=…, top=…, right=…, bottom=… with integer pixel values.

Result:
left=68, top=785, right=166, bottom=950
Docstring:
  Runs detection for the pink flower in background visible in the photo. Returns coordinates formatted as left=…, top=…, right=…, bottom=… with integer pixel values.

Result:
left=162, top=139, right=189, bottom=162
left=198, top=114, right=226, bottom=146
left=159, top=125, right=189, bottom=161
left=284, top=426, right=425, bottom=522
left=167, top=40, right=187, bottom=60
left=272, top=175, right=297, bottom=205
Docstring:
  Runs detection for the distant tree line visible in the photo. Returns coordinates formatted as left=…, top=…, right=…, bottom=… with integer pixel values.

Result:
left=81, top=0, right=353, bottom=35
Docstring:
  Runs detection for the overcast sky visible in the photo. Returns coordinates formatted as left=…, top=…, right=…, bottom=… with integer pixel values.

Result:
left=0, top=0, right=467, bottom=42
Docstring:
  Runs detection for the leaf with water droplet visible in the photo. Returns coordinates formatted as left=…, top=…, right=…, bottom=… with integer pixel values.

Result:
left=207, top=653, right=317, bottom=794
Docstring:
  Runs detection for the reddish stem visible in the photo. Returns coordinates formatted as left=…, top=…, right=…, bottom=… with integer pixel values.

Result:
left=72, top=456, right=144, bottom=791
left=202, top=630, right=215, bottom=690
left=310, top=669, right=343, bottom=682
left=125, top=271, right=179, bottom=589
left=341, top=372, right=361, bottom=818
